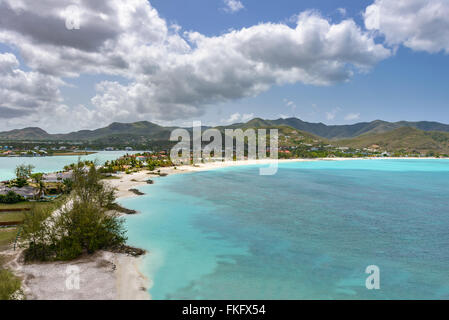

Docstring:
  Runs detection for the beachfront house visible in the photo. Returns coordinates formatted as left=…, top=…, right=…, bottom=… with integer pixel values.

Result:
left=43, top=172, right=73, bottom=183
left=0, top=186, right=38, bottom=200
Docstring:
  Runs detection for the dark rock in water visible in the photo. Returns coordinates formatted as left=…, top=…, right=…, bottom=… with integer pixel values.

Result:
left=146, top=179, right=154, bottom=184
left=158, top=173, right=168, bottom=177
left=108, top=203, right=137, bottom=214
left=129, top=188, right=145, bottom=196
left=111, top=245, right=146, bottom=257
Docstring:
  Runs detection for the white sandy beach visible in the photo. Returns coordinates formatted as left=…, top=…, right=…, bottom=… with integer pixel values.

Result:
left=5, top=248, right=149, bottom=300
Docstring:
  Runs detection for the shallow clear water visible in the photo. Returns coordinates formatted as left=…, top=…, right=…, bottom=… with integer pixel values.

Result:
left=120, top=159, right=448, bottom=299
left=0, top=151, right=136, bottom=181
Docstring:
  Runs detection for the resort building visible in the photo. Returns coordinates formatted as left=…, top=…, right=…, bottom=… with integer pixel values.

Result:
left=0, top=186, right=38, bottom=199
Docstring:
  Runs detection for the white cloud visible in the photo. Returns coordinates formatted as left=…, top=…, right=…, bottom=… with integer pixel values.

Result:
left=223, top=112, right=254, bottom=123
left=337, top=8, right=347, bottom=17
left=0, top=52, right=64, bottom=119
left=283, top=99, right=297, bottom=117
left=326, top=107, right=341, bottom=121
left=223, top=0, right=244, bottom=13
left=87, top=10, right=390, bottom=128
left=364, top=0, right=449, bottom=53
left=344, top=112, right=361, bottom=121
left=284, top=99, right=297, bottom=110
left=0, top=0, right=391, bottom=131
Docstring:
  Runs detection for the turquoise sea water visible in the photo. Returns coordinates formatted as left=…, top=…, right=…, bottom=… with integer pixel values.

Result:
left=0, top=151, right=136, bottom=181
left=120, top=159, right=449, bottom=300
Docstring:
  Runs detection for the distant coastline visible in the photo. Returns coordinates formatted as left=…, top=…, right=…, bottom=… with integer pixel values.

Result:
left=0, top=151, right=97, bottom=158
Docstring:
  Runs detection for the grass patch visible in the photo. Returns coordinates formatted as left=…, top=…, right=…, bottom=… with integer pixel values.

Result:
left=0, top=195, right=66, bottom=210
left=0, top=197, right=66, bottom=250
left=0, top=202, right=32, bottom=210
left=0, top=199, right=64, bottom=226
left=0, top=196, right=66, bottom=212
left=0, top=212, right=26, bottom=223
left=0, top=268, right=21, bottom=300
left=0, top=228, right=18, bottom=249
left=0, top=201, right=48, bottom=211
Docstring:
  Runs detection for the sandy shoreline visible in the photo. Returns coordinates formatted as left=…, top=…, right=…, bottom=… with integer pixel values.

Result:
left=108, top=156, right=444, bottom=199
left=5, top=248, right=149, bottom=300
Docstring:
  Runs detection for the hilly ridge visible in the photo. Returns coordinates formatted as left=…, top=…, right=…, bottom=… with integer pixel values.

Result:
left=1, top=117, right=449, bottom=148
left=335, top=127, right=449, bottom=154
left=270, top=118, right=449, bottom=139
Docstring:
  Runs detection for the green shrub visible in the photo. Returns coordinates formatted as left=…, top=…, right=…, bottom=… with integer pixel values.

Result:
left=0, top=191, right=25, bottom=204
left=53, top=202, right=126, bottom=259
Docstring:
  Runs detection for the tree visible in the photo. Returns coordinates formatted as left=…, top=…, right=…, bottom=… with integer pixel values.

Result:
left=20, top=161, right=126, bottom=262
left=31, top=173, right=45, bottom=199
left=71, top=162, right=116, bottom=208
left=54, top=201, right=126, bottom=259
left=62, top=179, right=73, bottom=194
left=20, top=204, right=54, bottom=261
left=15, top=164, right=35, bottom=180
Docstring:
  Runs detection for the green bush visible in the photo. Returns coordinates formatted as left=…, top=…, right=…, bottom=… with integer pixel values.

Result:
left=21, top=205, right=54, bottom=261
left=52, top=202, right=126, bottom=260
left=12, top=178, right=28, bottom=188
left=0, top=191, right=25, bottom=204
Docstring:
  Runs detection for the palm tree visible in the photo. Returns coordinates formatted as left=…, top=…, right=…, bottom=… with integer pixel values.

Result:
left=31, top=173, right=45, bottom=199
left=36, top=180, right=45, bottom=199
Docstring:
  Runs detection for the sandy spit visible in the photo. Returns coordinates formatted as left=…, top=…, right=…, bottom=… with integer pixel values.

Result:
left=5, top=248, right=149, bottom=300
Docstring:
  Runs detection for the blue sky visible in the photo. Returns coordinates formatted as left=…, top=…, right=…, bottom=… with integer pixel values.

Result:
left=0, top=0, right=448, bottom=132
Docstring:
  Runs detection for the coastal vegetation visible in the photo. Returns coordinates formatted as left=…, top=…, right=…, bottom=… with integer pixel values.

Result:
left=0, top=264, right=21, bottom=300
left=19, top=163, right=127, bottom=262
left=0, top=158, right=141, bottom=299
left=100, top=155, right=173, bottom=174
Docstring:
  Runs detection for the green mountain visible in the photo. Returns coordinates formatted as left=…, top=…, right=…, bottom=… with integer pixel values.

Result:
left=0, top=121, right=175, bottom=142
left=58, top=121, right=175, bottom=141
left=216, top=118, right=323, bottom=139
left=1, top=118, right=449, bottom=152
left=0, top=127, right=52, bottom=140
left=212, top=117, right=449, bottom=139
left=269, top=118, right=449, bottom=139
left=336, top=127, right=449, bottom=154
